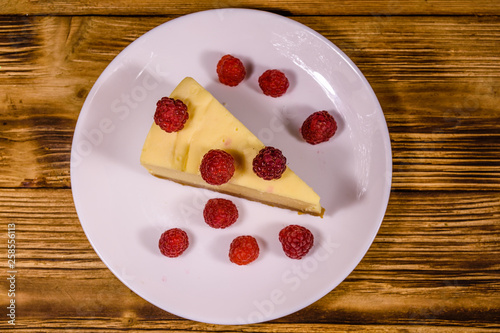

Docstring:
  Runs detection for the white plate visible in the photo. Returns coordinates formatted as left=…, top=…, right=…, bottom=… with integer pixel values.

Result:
left=71, top=8, right=392, bottom=325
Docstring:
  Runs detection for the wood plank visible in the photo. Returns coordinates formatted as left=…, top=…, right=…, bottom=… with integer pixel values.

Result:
left=1, top=0, right=500, bottom=16
left=1, top=15, right=499, bottom=189
left=0, top=188, right=498, bottom=328
left=1, top=321, right=499, bottom=333
left=2, top=15, right=500, bottom=82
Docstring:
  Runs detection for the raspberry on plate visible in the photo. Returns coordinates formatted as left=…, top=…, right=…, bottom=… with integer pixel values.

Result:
left=258, top=69, right=289, bottom=97
left=154, top=97, right=189, bottom=133
left=300, top=110, right=337, bottom=145
left=279, top=225, right=314, bottom=259
left=199, top=149, right=235, bottom=185
left=158, top=228, right=189, bottom=258
left=203, top=198, right=239, bottom=229
left=229, top=235, right=260, bottom=265
left=252, top=146, right=287, bottom=180
left=217, top=54, right=246, bottom=87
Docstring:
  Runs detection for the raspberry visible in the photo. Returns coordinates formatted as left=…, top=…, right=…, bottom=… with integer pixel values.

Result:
left=278, top=225, right=314, bottom=259
left=258, top=69, right=289, bottom=97
left=154, top=97, right=189, bottom=133
left=158, top=228, right=189, bottom=258
left=200, top=149, right=235, bottom=185
left=300, top=111, right=337, bottom=145
left=252, top=146, right=287, bottom=180
left=229, top=236, right=259, bottom=265
left=216, top=54, right=246, bottom=87
left=203, top=198, right=239, bottom=229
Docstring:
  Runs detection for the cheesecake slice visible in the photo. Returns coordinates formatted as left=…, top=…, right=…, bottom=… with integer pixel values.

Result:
left=140, top=77, right=323, bottom=216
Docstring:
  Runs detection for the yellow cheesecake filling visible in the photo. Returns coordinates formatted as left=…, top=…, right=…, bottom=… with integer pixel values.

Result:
left=140, top=77, right=322, bottom=215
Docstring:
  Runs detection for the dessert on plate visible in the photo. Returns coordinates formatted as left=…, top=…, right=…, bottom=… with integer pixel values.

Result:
left=140, top=77, right=323, bottom=216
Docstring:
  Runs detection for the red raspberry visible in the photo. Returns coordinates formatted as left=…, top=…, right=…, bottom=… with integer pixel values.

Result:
left=300, top=110, right=337, bottom=145
left=216, top=54, right=246, bottom=87
left=158, top=228, right=189, bottom=258
left=252, top=146, right=287, bottom=180
left=154, top=97, right=189, bottom=133
left=279, top=225, right=314, bottom=259
left=229, top=235, right=259, bottom=265
left=199, top=149, right=235, bottom=185
left=258, top=69, right=289, bottom=97
left=203, top=198, right=239, bottom=229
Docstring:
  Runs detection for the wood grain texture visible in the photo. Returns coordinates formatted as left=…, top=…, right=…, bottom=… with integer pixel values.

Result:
left=1, top=15, right=499, bottom=189
left=1, top=1, right=499, bottom=331
left=2, top=0, right=500, bottom=16
left=0, top=189, right=498, bottom=330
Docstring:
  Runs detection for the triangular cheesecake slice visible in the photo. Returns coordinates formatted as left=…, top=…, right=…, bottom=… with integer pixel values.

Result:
left=140, top=77, right=323, bottom=216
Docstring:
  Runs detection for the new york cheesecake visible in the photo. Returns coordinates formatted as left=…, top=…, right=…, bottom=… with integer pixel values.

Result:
left=140, top=77, right=323, bottom=216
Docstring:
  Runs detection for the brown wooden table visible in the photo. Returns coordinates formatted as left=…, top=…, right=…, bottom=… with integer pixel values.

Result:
left=1, top=1, right=499, bottom=331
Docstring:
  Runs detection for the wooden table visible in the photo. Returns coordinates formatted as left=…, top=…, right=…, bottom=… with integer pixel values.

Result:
left=1, top=1, right=499, bottom=331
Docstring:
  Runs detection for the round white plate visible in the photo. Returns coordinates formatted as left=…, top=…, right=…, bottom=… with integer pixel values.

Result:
left=71, top=8, right=392, bottom=325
